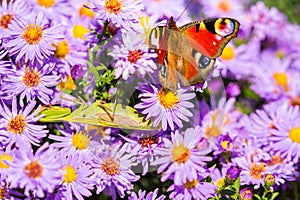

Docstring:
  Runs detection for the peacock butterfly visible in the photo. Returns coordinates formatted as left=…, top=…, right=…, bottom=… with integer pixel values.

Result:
left=149, top=17, right=240, bottom=91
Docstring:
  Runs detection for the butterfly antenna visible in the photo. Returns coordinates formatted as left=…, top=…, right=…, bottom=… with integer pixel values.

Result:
left=176, top=0, right=194, bottom=21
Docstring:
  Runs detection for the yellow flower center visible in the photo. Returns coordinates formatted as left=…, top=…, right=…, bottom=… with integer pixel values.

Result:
left=72, top=25, right=88, bottom=40
left=205, top=112, right=221, bottom=138
left=104, top=0, right=123, bottom=14
left=0, top=153, right=13, bottom=169
left=217, top=0, right=231, bottom=13
left=63, top=165, right=78, bottom=183
left=139, top=136, right=158, bottom=148
left=22, top=67, right=41, bottom=88
left=58, top=75, right=76, bottom=91
left=37, top=0, right=55, bottom=8
left=53, top=40, right=70, bottom=59
left=268, top=154, right=284, bottom=166
left=127, top=49, right=144, bottom=64
left=22, top=24, right=43, bottom=44
left=101, top=157, right=120, bottom=176
left=205, top=125, right=221, bottom=138
left=7, top=114, right=26, bottom=134
left=79, top=4, right=95, bottom=19
left=221, top=140, right=233, bottom=151
left=273, top=72, right=288, bottom=92
left=221, top=46, right=235, bottom=60
left=171, top=142, right=190, bottom=164
left=184, top=179, right=198, bottom=189
left=0, top=13, right=13, bottom=29
left=24, top=161, right=43, bottom=179
left=216, top=178, right=225, bottom=188
left=289, top=127, right=300, bottom=143
left=249, top=162, right=265, bottom=179
left=72, top=131, right=90, bottom=150
left=157, top=89, right=179, bottom=109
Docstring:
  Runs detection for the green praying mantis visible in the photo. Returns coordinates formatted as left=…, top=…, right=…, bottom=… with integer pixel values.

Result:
left=38, top=101, right=160, bottom=131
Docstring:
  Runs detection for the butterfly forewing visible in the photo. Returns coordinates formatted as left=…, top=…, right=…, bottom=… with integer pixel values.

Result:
left=180, top=18, right=240, bottom=59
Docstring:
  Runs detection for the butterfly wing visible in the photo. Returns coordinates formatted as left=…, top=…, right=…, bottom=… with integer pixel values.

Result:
left=149, top=26, right=180, bottom=90
left=180, top=18, right=240, bottom=58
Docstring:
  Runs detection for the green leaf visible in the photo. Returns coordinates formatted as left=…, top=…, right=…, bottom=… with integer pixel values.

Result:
left=270, top=192, right=279, bottom=200
left=254, top=194, right=262, bottom=200
left=38, top=102, right=159, bottom=130
left=219, top=189, right=236, bottom=196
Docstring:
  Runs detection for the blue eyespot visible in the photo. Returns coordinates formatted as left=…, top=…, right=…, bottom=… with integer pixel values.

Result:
left=198, top=55, right=211, bottom=68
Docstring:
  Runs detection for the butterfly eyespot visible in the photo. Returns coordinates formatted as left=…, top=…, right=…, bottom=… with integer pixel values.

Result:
left=198, top=55, right=211, bottom=69
left=214, top=18, right=235, bottom=37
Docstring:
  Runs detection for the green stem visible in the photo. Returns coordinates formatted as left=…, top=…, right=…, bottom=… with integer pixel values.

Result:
left=98, top=20, right=109, bottom=44
left=294, top=181, right=299, bottom=200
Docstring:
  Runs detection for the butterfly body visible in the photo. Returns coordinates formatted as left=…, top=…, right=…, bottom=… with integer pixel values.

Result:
left=150, top=17, right=240, bottom=91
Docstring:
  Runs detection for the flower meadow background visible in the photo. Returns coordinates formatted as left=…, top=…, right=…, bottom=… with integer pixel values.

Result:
left=0, top=0, right=300, bottom=199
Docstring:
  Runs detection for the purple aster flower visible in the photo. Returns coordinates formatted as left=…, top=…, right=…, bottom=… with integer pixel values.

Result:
left=3, top=61, right=60, bottom=107
left=120, top=132, right=165, bottom=175
left=0, top=0, right=27, bottom=38
left=231, top=140, right=295, bottom=189
left=109, top=32, right=157, bottom=80
left=26, top=0, right=73, bottom=24
left=218, top=41, right=260, bottom=80
left=210, top=167, right=227, bottom=189
left=250, top=1, right=288, bottom=41
left=249, top=100, right=299, bottom=147
left=201, top=97, right=244, bottom=145
left=57, top=153, right=95, bottom=200
left=135, top=84, right=195, bottom=131
left=3, top=12, right=64, bottom=64
left=90, top=0, right=144, bottom=31
left=268, top=115, right=300, bottom=163
left=90, top=143, right=139, bottom=200
left=129, top=188, right=165, bottom=200
left=5, top=142, right=63, bottom=198
left=49, top=123, right=95, bottom=161
left=152, top=126, right=212, bottom=186
left=142, top=0, right=185, bottom=20
left=167, top=175, right=216, bottom=200
left=239, top=187, right=253, bottom=200
left=250, top=53, right=299, bottom=101
left=0, top=97, right=47, bottom=147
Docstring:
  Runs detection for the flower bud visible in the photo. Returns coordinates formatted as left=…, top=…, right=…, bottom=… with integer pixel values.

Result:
left=240, top=187, right=253, bottom=200
left=264, top=174, right=275, bottom=188
left=225, top=165, right=242, bottom=183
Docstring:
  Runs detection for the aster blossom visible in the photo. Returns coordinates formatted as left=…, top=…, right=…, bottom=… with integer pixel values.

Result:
left=49, top=123, right=94, bottom=161
left=0, top=97, right=47, bottom=147
left=3, top=61, right=60, bottom=107
left=90, top=143, right=139, bottom=200
left=109, top=31, right=157, bottom=80
left=5, top=142, right=63, bottom=198
left=91, top=0, right=144, bottom=31
left=129, top=188, right=166, bottom=200
left=3, top=12, right=64, bottom=64
left=56, top=153, right=95, bottom=200
left=135, top=84, right=195, bottom=131
left=152, top=126, right=212, bottom=186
